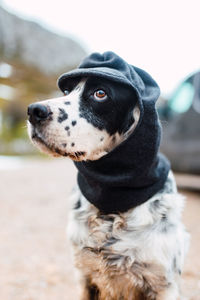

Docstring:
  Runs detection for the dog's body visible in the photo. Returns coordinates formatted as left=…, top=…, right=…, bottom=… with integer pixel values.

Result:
left=68, top=171, right=188, bottom=300
left=27, top=52, right=189, bottom=299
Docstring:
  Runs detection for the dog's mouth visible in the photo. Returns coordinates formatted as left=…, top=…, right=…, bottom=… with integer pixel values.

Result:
left=31, top=130, right=86, bottom=161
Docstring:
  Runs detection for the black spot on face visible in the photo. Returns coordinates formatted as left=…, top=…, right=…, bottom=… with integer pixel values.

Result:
left=71, top=142, right=75, bottom=147
left=72, top=120, right=77, bottom=126
left=65, top=126, right=71, bottom=136
left=62, top=143, right=67, bottom=147
left=58, top=108, right=68, bottom=123
left=64, top=101, right=71, bottom=105
left=79, top=77, right=138, bottom=135
left=100, top=137, right=104, bottom=141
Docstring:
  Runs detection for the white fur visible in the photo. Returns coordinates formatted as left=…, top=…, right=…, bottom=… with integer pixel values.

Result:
left=67, top=171, right=189, bottom=298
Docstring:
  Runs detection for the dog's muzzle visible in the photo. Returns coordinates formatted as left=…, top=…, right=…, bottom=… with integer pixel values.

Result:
left=27, top=104, right=52, bottom=126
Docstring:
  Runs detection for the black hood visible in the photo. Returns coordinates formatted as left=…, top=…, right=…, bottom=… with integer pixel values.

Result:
left=58, top=51, right=170, bottom=214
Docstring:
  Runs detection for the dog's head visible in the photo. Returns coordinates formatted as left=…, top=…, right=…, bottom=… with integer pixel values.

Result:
left=27, top=76, right=140, bottom=161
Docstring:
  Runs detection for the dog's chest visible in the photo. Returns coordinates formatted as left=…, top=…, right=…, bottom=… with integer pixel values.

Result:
left=67, top=174, right=188, bottom=297
left=68, top=196, right=174, bottom=299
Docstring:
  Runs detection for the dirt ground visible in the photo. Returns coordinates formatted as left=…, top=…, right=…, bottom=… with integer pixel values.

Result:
left=0, top=158, right=199, bottom=300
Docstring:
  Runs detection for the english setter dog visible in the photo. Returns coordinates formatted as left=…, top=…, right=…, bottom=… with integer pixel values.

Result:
left=27, top=52, right=189, bottom=300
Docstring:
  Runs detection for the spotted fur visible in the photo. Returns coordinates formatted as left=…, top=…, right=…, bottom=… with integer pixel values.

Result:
left=27, top=77, right=189, bottom=299
left=28, top=79, right=140, bottom=161
left=68, top=172, right=189, bottom=299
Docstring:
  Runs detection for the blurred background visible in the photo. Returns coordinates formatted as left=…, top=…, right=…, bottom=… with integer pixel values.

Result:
left=0, top=0, right=199, bottom=299
left=0, top=0, right=200, bottom=174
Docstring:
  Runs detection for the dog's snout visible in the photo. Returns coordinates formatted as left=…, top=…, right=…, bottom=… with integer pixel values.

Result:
left=28, top=104, right=50, bottom=125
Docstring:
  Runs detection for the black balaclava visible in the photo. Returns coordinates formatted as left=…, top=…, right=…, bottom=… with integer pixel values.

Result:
left=58, top=51, right=170, bottom=214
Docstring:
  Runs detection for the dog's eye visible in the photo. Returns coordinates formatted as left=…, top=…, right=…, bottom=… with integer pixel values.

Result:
left=64, top=89, right=70, bottom=96
left=94, top=90, right=107, bottom=101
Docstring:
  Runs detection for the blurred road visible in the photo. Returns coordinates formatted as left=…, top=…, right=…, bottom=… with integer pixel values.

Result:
left=0, top=158, right=199, bottom=300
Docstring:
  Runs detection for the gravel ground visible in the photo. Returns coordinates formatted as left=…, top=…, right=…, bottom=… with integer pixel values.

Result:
left=0, top=158, right=199, bottom=300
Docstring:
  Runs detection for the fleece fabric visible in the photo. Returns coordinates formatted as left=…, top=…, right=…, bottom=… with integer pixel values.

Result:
left=58, top=51, right=170, bottom=214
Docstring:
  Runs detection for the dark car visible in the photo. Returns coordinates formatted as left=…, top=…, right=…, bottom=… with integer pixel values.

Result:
left=159, top=71, right=200, bottom=174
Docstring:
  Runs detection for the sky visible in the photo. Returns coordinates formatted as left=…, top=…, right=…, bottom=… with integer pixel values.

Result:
left=1, top=0, right=200, bottom=96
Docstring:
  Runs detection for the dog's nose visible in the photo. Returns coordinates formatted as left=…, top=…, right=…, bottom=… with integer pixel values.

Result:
left=28, top=104, right=49, bottom=125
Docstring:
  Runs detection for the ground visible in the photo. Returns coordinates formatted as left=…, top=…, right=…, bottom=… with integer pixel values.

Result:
left=0, top=158, right=199, bottom=300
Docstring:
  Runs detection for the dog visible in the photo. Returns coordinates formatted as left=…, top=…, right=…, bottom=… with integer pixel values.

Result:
left=27, top=52, right=189, bottom=300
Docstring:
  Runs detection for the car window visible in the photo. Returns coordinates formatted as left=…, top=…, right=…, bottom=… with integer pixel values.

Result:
left=169, top=81, right=194, bottom=113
